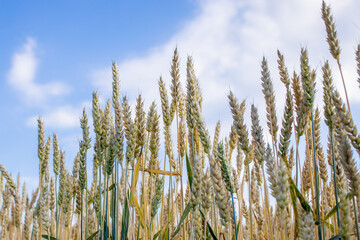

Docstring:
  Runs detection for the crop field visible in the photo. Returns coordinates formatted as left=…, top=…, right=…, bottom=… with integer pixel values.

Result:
left=1, top=1, right=360, bottom=240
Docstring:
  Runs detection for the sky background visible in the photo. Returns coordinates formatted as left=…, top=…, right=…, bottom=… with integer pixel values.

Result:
left=1, top=0, right=360, bottom=191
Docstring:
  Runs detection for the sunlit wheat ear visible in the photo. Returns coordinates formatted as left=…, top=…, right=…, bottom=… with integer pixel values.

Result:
left=339, top=178, right=351, bottom=240
left=322, top=60, right=335, bottom=130
left=121, top=95, right=133, bottom=141
left=292, top=71, right=307, bottom=138
left=0, top=165, right=16, bottom=192
left=212, top=121, right=221, bottom=157
left=125, top=123, right=137, bottom=167
left=112, top=61, right=120, bottom=108
left=251, top=104, right=266, bottom=166
left=38, top=117, right=45, bottom=164
left=193, top=208, right=203, bottom=238
left=277, top=50, right=290, bottom=85
left=148, top=104, right=160, bottom=171
left=277, top=52, right=294, bottom=162
left=191, top=155, right=203, bottom=207
left=50, top=177, right=55, bottom=211
left=40, top=172, right=50, bottom=233
left=23, top=200, right=31, bottom=240
left=236, top=143, right=243, bottom=175
left=159, top=76, right=171, bottom=126
left=14, top=183, right=21, bottom=228
left=41, top=136, right=51, bottom=180
left=192, top=99, right=211, bottom=155
left=53, top=134, right=60, bottom=176
left=32, top=215, right=39, bottom=239
left=150, top=176, right=164, bottom=220
left=228, top=91, right=249, bottom=154
left=265, top=146, right=289, bottom=209
left=217, top=142, right=234, bottom=194
left=228, top=124, right=238, bottom=156
left=79, top=108, right=91, bottom=191
left=298, top=205, right=315, bottom=240
left=300, top=48, right=315, bottom=109
left=261, top=57, right=278, bottom=144
left=170, top=47, right=181, bottom=110
left=135, top=94, right=146, bottom=157
left=339, top=134, right=360, bottom=198
left=321, top=1, right=341, bottom=61
left=63, top=173, right=73, bottom=227
left=209, top=154, right=231, bottom=229
left=202, top=169, right=213, bottom=217
left=114, top=100, right=124, bottom=166
left=101, top=100, right=112, bottom=152
left=314, top=108, right=328, bottom=182
left=58, top=152, right=67, bottom=209
left=186, top=56, right=197, bottom=131
left=178, top=96, right=187, bottom=159
left=332, top=90, right=360, bottom=155
left=92, top=91, right=101, bottom=135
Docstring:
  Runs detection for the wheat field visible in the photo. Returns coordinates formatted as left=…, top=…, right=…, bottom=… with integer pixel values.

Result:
left=1, top=1, right=360, bottom=239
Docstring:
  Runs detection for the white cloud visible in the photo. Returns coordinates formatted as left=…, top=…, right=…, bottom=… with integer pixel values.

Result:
left=26, top=105, right=82, bottom=129
left=7, top=37, right=70, bottom=104
left=91, top=0, right=360, bottom=137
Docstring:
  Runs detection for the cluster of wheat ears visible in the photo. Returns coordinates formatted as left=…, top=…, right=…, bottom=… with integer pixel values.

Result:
left=1, top=1, right=360, bottom=240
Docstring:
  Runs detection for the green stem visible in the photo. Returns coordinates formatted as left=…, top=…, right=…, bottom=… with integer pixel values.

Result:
left=295, top=137, right=300, bottom=188
left=262, top=166, right=272, bottom=239
left=330, top=131, right=341, bottom=229
left=81, top=190, right=83, bottom=240
left=98, top=162, right=103, bottom=240
left=85, top=189, right=88, bottom=239
left=150, top=218, right=153, bottom=239
left=175, top=110, right=186, bottom=240
left=104, top=177, right=109, bottom=239
left=213, top=195, right=217, bottom=236
left=246, top=156, right=253, bottom=240
left=336, top=59, right=351, bottom=115
left=353, top=197, right=360, bottom=240
left=310, top=110, right=322, bottom=240
left=168, top=165, right=172, bottom=240
left=113, top=160, right=119, bottom=240
left=55, top=175, right=59, bottom=240
left=231, top=193, right=238, bottom=240
left=98, top=140, right=103, bottom=240
left=137, top=217, right=140, bottom=240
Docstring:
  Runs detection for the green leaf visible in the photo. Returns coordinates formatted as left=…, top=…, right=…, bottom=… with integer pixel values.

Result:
left=41, top=235, right=57, bottom=240
left=172, top=201, right=192, bottom=237
left=289, top=186, right=299, bottom=238
left=121, top=193, right=130, bottom=240
left=109, top=183, right=116, bottom=191
left=207, top=221, right=218, bottom=240
left=161, top=226, right=169, bottom=240
left=324, top=204, right=338, bottom=222
left=86, top=230, right=99, bottom=240
left=324, top=221, right=335, bottom=234
left=153, top=229, right=162, bottom=240
left=329, top=235, right=342, bottom=240
left=103, top=219, right=109, bottom=240
left=289, top=178, right=312, bottom=213
left=110, top=187, right=115, bottom=218
left=323, top=193, right=353, bottom=223
left=186, top=153, right=193, bottom=188
left=199, top=208, right=218, bottom=240
left=231, top=220, right=241, bottom=240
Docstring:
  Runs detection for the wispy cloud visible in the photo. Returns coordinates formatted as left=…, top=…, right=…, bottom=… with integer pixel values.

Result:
left=26, top=105, right=83, bottom=129
left=7, top=37, right=70, bottom=104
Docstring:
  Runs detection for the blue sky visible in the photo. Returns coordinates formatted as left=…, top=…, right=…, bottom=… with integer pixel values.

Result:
left=1, top=0, right=360, bottom=189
